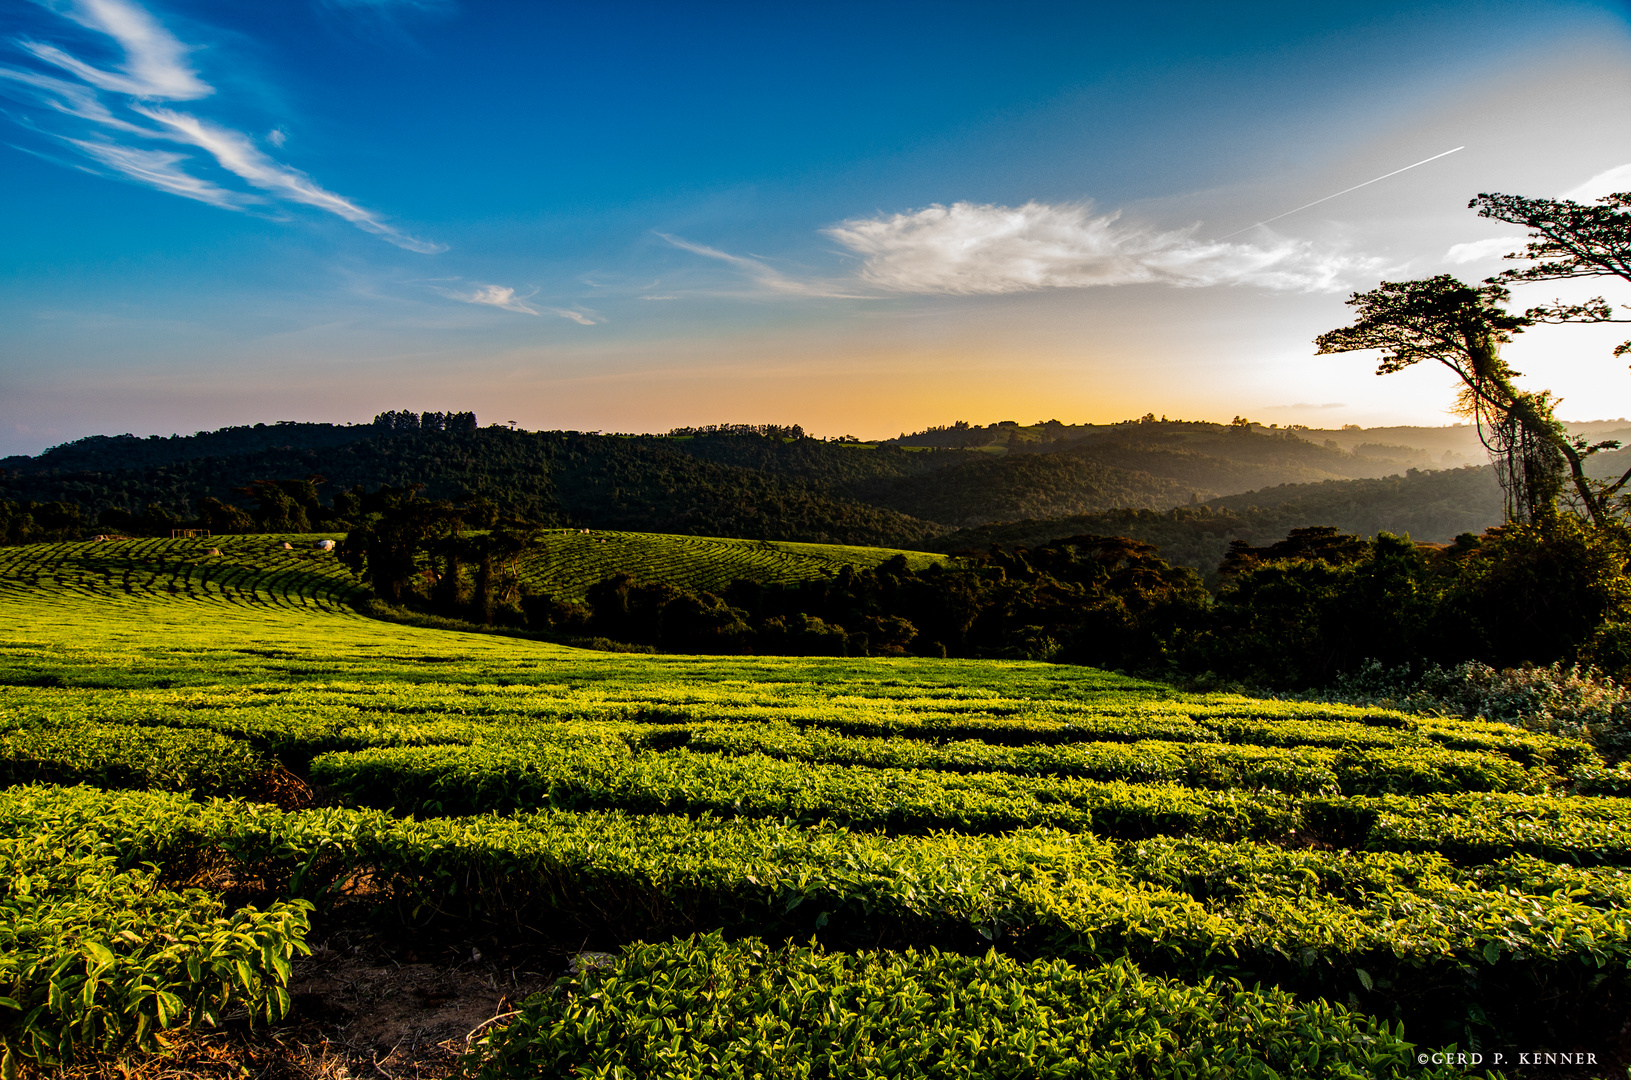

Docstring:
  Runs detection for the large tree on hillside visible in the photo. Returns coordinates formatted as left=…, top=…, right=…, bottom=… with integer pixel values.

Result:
left=1470, top=190, right=1631, bottom=360
left=1312, top=275, right=1625, bottom=524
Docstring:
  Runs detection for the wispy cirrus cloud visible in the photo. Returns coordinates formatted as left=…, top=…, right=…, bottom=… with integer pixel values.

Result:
left=0, top=0, right=442, bottom=252
left=823, top=201, right=1381, bottom=295
left=432, top=282, right=603, bottom=324
left=656, top=233, right=871, bottom=299
left=133, top=105, right=443, bottom=252
left=65, top=137, right=245, bottom=206
left=20, top=0, right=210, bottom=100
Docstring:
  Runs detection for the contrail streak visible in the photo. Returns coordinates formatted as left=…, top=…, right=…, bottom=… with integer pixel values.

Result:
left=1217, top=146, right=1465, bottom=239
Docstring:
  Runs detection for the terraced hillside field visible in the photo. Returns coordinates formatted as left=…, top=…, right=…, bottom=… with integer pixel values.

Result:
left=1, top=540, right=1627, bottom=1077
left=0, top=531, right=946, bottom=625
left=513, top=528, right=948, bottom=599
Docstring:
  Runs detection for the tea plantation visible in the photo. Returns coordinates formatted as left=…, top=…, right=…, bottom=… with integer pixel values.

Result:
left=2, top=538, right=1627, bottom=1076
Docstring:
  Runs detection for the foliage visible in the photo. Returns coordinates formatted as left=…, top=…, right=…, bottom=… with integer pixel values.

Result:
left=0, top=723, right=269, bottom=796
left=10, top=784, right=1631, bottom=1044
left=0, top=808, right=309, bottom=1073
left=1186, top=519, right=1631, bottom=693
left=1471, top=189, right=1631, bottom=360
left=463, top=934, right=1451, bottom=1080
left=1309, top=658, right=1631, bottom=764
left=0, top=501, right=84, bottom=545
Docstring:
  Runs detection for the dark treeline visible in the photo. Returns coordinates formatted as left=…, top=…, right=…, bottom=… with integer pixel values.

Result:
left=0, top=500, right=85, bottom=545
left=340, top=485, right=1631, bottom=688
left=530, top=522, right=1631, bottom=686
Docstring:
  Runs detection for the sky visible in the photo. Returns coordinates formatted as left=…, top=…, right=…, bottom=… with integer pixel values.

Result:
left=1, top=0, right=1630, bottom=455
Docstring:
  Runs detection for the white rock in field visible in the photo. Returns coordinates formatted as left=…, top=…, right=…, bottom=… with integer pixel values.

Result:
left=281, top=542, right=294, bottom=550
left=315, top=539, right=336, bottom=551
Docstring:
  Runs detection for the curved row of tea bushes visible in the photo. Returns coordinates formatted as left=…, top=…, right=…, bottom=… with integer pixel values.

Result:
left=664, top=723, right=1557, bottom=795
left=311, top=738, right=1621, bottom=850
left=0, top=723, right=271, bottom=796
left=1307, top=792, right=1631, bottom=865
left=463, top=934, right=1463, bottom=1080
left=310, top=742, right=1301, bottom=838
left=0, top=811, right=309, bottom=1074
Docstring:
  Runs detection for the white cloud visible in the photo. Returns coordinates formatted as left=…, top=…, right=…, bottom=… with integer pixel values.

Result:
left=657, top=233, right=870, bottom=299
left=66, top=137, right=245, bottom=207
left=431, top=284, right=600, bottom=324
left=1567, top=163, right=1631, bottom=201
left=434, top=283, right=539, bottom=314
left=2, top=0, right=443, bottom=252
left=21, top=0, right=210, bottom=100
left=133, top=105, right=444, bottom=252
left=1444, top=235, right=1527, bottom=265
left=822, top=201, right=1380, bottom=295
left=0, top=66, right=149, bottom=132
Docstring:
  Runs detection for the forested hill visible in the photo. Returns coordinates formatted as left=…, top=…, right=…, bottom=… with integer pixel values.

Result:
left=929, top=465, right=1505, bottom=583
left=0, top=421, right=375, bottom=475
left=0, top=429, right=950, bottom=548
left=4, top=418, right=1507, bottom=548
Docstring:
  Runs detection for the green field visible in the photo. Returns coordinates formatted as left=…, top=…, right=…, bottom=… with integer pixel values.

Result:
left=0, top=530, right=948, bottom=617
left=513, top=528, right=949, bottom=599
left=1, top=538, right=1627, bottom=1075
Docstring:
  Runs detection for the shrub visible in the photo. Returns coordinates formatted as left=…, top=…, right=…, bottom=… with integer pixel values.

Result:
left=462, top=934, right=1458, bottom=1080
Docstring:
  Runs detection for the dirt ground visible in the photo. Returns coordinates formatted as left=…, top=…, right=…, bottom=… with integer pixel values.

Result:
left=31, top=931, right=558, bottom=1080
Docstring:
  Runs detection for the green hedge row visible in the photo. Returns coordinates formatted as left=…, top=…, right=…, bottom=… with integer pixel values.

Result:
left=465, top=934, right=1464, bottom=1080
left=665, top=723, right=1556, bottom=795
left=0, top=811, right=309, bottom=1074
left=310, top=742, right=1300, bottom=839
left=0, top=723, right=270, bottom=796
left=1, top=681, right=1589, bottom=773
left=1305, top=792, right=1631, bottom=865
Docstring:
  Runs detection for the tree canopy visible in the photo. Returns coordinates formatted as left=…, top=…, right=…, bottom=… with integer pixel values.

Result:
left=1471, top=190, right=1631, bottom=359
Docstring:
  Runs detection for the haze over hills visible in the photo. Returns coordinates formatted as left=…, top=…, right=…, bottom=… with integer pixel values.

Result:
left=4, top=412, right=1601, bottom=573
left=931, top=465, right=1505, bottom=584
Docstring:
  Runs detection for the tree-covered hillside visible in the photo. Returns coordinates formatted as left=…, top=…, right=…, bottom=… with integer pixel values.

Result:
left=931, top=465, right=1505, bottom=581
left=3, top=416, right=1512, bottom=548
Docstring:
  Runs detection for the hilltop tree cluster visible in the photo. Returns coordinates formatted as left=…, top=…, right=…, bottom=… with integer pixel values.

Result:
left=373, top=410, right=479, bottom=433
left=665, top=423, right=807, bottom=440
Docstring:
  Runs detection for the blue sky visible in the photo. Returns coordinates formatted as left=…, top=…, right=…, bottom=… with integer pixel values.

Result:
left=2, top=0, right=1629, bottom=454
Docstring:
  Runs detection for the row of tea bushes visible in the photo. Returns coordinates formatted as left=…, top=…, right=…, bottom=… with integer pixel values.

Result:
left=664, top=722, right=1556, bottom=795
left=310, top=742, right=1302, bottom=838
left=0, top=723, right=272, bottom=797
left=464, top=933, right=1464, bottom=1080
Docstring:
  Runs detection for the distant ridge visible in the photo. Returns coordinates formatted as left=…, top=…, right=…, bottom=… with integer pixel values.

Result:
left=0, top=414, right=1538, bottom=557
